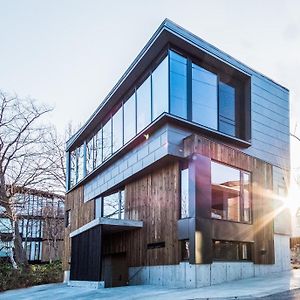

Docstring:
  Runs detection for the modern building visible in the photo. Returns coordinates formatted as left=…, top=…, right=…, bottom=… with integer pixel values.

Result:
left=0, top=186, right=64, bottom=263
left=63, top=19, right=291, bottom=288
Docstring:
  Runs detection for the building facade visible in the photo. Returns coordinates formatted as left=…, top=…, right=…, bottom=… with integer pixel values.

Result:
left=0, top=187, right=64, bottom=263
left=63, top=20, right=291, bottom=288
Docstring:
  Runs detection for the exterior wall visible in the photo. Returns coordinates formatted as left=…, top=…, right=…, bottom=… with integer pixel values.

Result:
left=103, top=161, right=181, bottom=267
left=244, top=76, right=289, bottom=170
left=129, top=234, right=290, bottom=288
left=63, top=185, right=95, bottom=271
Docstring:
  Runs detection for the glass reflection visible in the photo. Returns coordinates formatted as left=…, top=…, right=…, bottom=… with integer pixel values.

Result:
left=181, top=168, right=189, bottom=218
left=170, top=51, right=187, bottom=118
left=137, top=76, right=151, bottom=133
left=102, top=119, right=112, bottom=161
left=192, top=63, right=218, bottom=129
left=211, top=161, right=241, bottom=222
left=152, top=56, right=169, bottom=119
left=219, top=81, right=236, bottom=136
left=112, top=106, right=123, bottom=152
left=124, top=94, right=136, bottom=144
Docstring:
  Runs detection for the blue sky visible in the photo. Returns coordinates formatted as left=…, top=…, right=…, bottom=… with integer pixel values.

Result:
left=0, top=0, right=299, bottom=166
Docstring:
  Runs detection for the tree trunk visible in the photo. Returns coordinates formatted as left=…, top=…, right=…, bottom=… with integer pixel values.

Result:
left=13, top=220, right=29, bottom=266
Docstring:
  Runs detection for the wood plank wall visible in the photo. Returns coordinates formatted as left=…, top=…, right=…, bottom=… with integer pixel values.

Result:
left=102, top=161, right=181, bottom=267
left=184, top=134, right=275, bottom=264
left=63, top=185, right=95, bottom=270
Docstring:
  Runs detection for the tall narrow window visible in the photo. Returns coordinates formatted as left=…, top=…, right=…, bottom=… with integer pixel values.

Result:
left=112, top=105, right=123, bottom=153
left=124, top=94, right=136, bottom=144
left=136, top=76, right=151, bottom=133
left=192, top=63, right=218, bottom=129
left=181, top=167, right=189, bottom=218
left=219, top=81, right=236, bottom=136
left=152, top=56, right=169, bottom=119
left=102, top=118, right=112, bottom=161
left=170, top=51, right=187, bottom=119
left=242, top=173, right=251, bottom=222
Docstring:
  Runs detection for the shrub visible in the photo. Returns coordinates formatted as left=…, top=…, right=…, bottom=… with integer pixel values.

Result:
left=0, top=261, right=63, bottom=292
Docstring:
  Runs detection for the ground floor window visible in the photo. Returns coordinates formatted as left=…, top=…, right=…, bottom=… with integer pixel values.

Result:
left=181, top=240, right=190, bottom=261
left=213, top=240, right=252, bottom=261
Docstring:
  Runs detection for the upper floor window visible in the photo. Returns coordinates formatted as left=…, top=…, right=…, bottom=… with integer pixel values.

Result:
left=67, top=49, right=249, bottom=190
left=211, top=161, right=251, bottom=223
left=192, top=63, right=218, bottom=129
left=102, top=190, right=125, bottom=220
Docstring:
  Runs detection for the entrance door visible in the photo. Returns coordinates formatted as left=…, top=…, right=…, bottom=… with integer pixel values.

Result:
left=102, top=253, right=128, bottom=287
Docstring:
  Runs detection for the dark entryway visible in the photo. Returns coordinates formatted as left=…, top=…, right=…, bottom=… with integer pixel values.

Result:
left=102, top=252, right=128, bottom=287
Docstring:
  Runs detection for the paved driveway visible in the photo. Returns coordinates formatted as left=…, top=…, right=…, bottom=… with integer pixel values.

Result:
left=1, top=270, right=300, bottom=300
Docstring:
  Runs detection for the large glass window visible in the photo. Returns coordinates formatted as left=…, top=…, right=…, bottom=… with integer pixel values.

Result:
left=192, top=63, right=218, bottom=129
left=219, top=81, right=236, bottom=136
left=94, top=128, right=103, bottom=167
left=102, top=119, right=112, bottom=161
left=170, top=51, right=187, bottom=119
left=211, top=161, right=251, bottom=223
left=124, top=94, right=136, bottom=144
left=103, top=190, right=125, bottom=219
left=213, top=240, right=252, bottom=261
left=86, top=138, right=94, bottom=174
left=180, top=167, right=189, bottom=218
left=77, top=144, right=85, bottom=182
left=112, top=105, right=123, bottom=153
left=70, top=150, right=77, bottom=188
left=137, top=76, right=151, bottom=133
left=152, top=56, right=169, bottom=119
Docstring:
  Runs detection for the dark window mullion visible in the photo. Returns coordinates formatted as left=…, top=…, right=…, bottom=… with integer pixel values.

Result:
left=187, top=58, right=192, bottom=121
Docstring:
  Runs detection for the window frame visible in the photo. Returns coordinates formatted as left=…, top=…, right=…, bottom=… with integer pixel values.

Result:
left=211, top=160, right=252, bottom=224
left=168, top=47, right=245, bottom=140
left=101, top=189, right=125, bottom=220
left=212, top=239, right=253, bottom=262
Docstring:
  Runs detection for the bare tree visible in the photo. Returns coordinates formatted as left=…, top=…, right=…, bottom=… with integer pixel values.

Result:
left=0, top=91, right=65, bottom=267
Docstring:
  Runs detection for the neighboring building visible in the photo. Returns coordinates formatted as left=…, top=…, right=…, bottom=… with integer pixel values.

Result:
left=63, top=20, right=291, bottom=288
left=0, top=186, right=64, bottom=263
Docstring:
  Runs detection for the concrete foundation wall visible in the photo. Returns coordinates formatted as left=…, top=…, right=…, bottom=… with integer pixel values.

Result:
left=129, top=234, right=290, bottom=288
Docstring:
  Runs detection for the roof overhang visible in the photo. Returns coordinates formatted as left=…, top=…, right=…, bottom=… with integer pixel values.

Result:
left=70, top=217, right=143, bottom=238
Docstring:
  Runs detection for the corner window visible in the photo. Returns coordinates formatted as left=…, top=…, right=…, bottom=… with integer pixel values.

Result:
left=211, top=161, right=251, bottom=223
left=170, top=51, right=187, bottom=119
left=219, top=81, right=236, bottom=136
left=103, top=190, right=125, bottom=219
left=213, top=240, right=252, bottom=261
left=180, top=167, right=189, bottom=219
left=192, top=63, right=218, bottom=129
left=152, top=56, right=169, bottom=119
